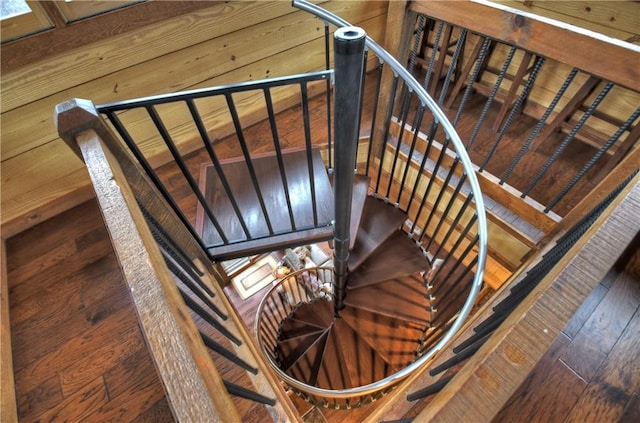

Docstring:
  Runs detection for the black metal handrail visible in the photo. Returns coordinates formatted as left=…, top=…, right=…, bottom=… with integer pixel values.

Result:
left=97, top=70, right=334, bottom=260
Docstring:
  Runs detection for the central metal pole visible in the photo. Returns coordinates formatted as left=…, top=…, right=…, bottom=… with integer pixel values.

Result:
left=333, top=26, right=366, bottom=314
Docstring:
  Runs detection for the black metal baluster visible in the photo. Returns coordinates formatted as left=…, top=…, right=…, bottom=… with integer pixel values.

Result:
left=436, top=28, right=467, bottom=106
left=522, top=81, right=614, bottom=199
left=225, top=93, right=274, bottom=236
left=199, top=332, right=258, bottom=374
left=300, top=82, right=319, bottom=226
left=263, top=89, right=297, bottom=231
left=500, top=67, right=579, bottom=184
left=146, top=105, right=229, bottom=244
left=180, top=289, right=242, bottom=346
left=104, top=111, right=212, bottom=251
left=466, top=46, right=517, bottom=150
left=186, top=99, right=251, bottom=240
left=138, top=201, right=204, bottom=278
left=163, top=251, right=227, bottom=320
left=397, top=108, right=425, bottom=205
left=479, top=56, right=546, bottom=171
left=421, top=20, right=445, bottom=94
left=374, top=75, right=400, bottom=195
left=223, top=380, right=276, bottom=405
left=451, top=37, right=492, bottom=127
left=545, top=107, right=640, bottom=211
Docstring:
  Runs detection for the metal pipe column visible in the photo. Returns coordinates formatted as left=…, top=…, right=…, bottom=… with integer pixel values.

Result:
left=333, top=27, right=366, bottom=313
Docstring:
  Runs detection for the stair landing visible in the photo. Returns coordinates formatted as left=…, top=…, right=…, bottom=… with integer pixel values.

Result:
left=196, top=148, right=334, bottom=260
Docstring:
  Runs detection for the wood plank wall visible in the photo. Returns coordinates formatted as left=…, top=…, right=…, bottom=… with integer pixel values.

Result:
left=490, top=0, right=640, bottom=43
left=0, top=0, right=389, bottom=238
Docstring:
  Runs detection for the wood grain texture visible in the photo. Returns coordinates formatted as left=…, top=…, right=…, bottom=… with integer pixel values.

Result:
left=492, top=0, right=640, bottom=41
left=415, top=176, right=640, bottom=422
left=200, top=149, right=334, bottom=248
left=0, top=0, right=387, bottom=238
left=76, top=129, right=241, bottom=422
left=411, top=0, right=640, bottom=92
left=0, top=238, right=18, bottom=423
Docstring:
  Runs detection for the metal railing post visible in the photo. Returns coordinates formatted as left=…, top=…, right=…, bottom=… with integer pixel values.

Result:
left=333, top=26, right=366, bottom=313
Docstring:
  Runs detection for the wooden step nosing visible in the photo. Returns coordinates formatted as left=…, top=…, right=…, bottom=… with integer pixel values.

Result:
left=284, top=326, right=331, bottom=374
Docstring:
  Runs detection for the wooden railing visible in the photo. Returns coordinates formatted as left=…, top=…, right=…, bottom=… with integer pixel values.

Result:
left=393, top=0, right=639, bottom=261
left=54, top=99, right=299, bottom=422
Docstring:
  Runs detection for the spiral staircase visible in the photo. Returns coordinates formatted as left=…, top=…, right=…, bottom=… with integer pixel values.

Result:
left=55, top=0, right=490, bottom=420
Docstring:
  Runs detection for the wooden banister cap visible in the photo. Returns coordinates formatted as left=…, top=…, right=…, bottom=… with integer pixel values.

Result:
left=54, top=98, right=101, bottom=159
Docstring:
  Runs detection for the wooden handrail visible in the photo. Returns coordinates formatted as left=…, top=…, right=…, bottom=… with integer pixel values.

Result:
left=410, top=0, right=640, bottom=92
left=54, top=99, right=301, bottom=422
left=67, top=127, right=242, bottom=422
left=415, top=173, right=640, bottom=422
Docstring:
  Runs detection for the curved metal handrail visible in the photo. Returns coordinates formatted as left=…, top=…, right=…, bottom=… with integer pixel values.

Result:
left=254, top=0, right=488, bottom=402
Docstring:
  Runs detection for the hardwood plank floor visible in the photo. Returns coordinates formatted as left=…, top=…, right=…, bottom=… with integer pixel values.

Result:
left=494, top=241, right=640, bottom=423
left=7, top=200, right=173, bottom=422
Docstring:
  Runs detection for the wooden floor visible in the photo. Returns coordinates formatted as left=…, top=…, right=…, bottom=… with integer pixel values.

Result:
left=494, top=239, right=640, bottom=423
left=5, top=75, right=639, bottom=421
left=8, top=201, right=638, bottom=422
left=6, top=200, right=173, bottom=422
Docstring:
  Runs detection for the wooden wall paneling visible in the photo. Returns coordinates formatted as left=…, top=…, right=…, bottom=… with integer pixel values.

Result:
left=0, top=1, right=214, bottom=72
left=1, top=1, right=387, bottom=163
left=1, top=1, right=305, bottom=113
left=0, top=1, right=388, bottom=237
left=490, top=1, right=640, bottom=42
left=415, top=174, right=640, bottom=422
left=0, top=238, right=18, bottom=423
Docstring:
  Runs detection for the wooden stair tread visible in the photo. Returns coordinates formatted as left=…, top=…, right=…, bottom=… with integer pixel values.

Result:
left=316, top=319, right=389, bottom=390
left=332, top=318, right=389, bottom=387
left=340, top=305, right=423, bottom=370
left=278, top=318, right=326, bottom=341
left=348, top=230, right=428, bottom=289
left=330, top=174, right=371, bottom=250
left=284, top=329, right=330, bottom=386
left=197, top=148, right=334, bottom=260
left=348, top=197, right=408, bottom=271
left=289, top=299, right=333, bottom=329
left=277, top=329, right=327, bottom=372
left=344, top=274, right=433, bottom=326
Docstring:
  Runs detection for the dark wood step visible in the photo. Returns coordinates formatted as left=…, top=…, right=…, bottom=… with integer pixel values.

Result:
left=348, top=230, right=428, bottom=290
left=278, top=318, right=326, bottom=341
left=316, top=319, right=389, bottom=390
left=330, top=174, right=371, bottom=250
left=284, top=329, right=330, bottom=386
left=288, top=299, right=334, bottom=329
left=340, top=305, right=424, bottom=370
left=277, top=330, right=327, bottom=372
left=344, top=274, right=433, bottom=327
left=197, top=148, right=334, bottom=260
left=348, top=196, right=408, bottom=272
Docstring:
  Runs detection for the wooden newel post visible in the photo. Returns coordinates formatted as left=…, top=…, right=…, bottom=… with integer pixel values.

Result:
left=333, top=27, right=367, bottom=314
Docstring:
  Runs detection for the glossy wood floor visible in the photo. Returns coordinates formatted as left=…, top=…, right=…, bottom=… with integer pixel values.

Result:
left=5, top=76, right=638, bottom=421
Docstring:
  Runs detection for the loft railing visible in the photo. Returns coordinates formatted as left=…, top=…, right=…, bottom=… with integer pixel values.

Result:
left=96, top=71, right=335, bottom=261
left=54, top=100, right=299, bottom=422
left=403, top=1, right=640, bottom=226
